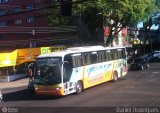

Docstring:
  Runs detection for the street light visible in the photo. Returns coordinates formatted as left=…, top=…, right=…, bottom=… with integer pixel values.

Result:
left=147, top=26, right=153, bottom=53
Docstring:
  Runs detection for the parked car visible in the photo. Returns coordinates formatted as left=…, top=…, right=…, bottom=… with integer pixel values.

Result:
left=153, top=51, right=160, bottom=58
left=145, top=51, right=160, bottom=63
left=142, top=53, right=153, bottom=62
left=130, top=57, right=149, bottom=70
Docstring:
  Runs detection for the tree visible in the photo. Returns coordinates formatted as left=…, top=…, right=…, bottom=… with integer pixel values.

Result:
left=143, top=0, right=160, bottom=30
left=81, top=0, right=156, bottom=45
left=152, top=0, right=160, bottom=29
left=141, top=0, right=160, bottom=52
left=49, top=0, right=156, bottom=45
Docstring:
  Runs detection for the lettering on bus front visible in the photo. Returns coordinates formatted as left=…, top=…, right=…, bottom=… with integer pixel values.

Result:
left=41, top=46, right=66, bottom=54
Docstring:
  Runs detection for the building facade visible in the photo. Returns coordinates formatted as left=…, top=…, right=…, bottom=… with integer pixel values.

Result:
left=0, top=0, right=79, bottom=50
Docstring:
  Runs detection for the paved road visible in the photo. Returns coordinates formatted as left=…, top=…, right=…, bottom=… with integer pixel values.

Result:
left=0, top=63, right=160, bottom=113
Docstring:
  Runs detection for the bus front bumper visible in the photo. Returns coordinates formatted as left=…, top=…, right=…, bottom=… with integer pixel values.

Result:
left=35, top=86, right=64, bottom=96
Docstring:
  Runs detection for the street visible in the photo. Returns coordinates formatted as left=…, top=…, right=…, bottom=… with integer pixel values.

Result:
left=0, top=63, right=160, bottom=113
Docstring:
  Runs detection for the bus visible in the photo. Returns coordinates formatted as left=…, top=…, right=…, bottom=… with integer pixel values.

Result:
left=33, top=46, right=128, bottom=96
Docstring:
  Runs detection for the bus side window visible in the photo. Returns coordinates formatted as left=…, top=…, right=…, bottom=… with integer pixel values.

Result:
left=72, top=54, right=82, bottom=67
left=122, top=49, right=126, bottom=58
left=64, top=54, right=73, bottom=82
left=105, top=51, right=111, bottom=61
left=82, top=53, right=90, bottom=65
left=64, top=55, right=72, bottom=65
left=98, top=51, right=105, bottom=63
left=90, top=52, right=98, bottom=64
left=117, top=49, right=122, bottom=59
left=112, top=50, right=118, bottom=60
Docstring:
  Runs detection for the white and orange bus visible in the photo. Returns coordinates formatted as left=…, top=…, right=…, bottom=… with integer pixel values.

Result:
left=33, top=46, right=128, bottom=96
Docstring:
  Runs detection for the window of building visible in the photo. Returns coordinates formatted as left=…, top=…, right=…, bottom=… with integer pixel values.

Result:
left=0, top=0, right=5, bottom=3
left=14, top=7, right=21, bottom=13
left=9, top=8, right=15, bottom=14
left=0, top=0, right=13, bottom=3
left=0, top=9, right=6, bottom=16
left=15, top=19, right=22, bottom=24
left=26, top=3, right=34, bottom=10
left=16, top=33, right=22, bottom=38
left=0, top=34, right=7, bottom=39
left=7, top=19, right=14, bottom=24
left=27, top=16, right=34, bottom=23
left=0, top=21, right=6, bottom=27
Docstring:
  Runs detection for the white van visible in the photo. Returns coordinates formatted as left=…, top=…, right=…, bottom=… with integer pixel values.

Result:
left=153, top=51, right=160, bottom=58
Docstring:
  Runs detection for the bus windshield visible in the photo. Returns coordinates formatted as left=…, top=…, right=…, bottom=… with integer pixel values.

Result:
left=34, top=57, right=62, bottom=85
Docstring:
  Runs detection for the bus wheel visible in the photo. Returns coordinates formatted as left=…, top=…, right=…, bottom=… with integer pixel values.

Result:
left=75, top=81, right=83, bottom=94
left=113, top=71, right=118, bottom=82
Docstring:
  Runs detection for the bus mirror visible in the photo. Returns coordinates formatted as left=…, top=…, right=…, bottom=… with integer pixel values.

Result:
left=64, top=61, right=69, bottom=64
left=59, top=61, right=68, bottom=65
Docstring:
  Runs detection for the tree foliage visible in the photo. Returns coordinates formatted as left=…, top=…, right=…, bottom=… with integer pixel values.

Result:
left=49, top=0, right=157, bottom=45
left=140, top=0, right=160, bottom=48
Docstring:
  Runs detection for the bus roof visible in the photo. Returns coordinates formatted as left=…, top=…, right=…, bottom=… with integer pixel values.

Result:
left=37, top=45, right=125, bottom=58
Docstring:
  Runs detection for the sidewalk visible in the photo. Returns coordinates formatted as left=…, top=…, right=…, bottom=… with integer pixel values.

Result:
left=0, top=77, right=29, bottom=89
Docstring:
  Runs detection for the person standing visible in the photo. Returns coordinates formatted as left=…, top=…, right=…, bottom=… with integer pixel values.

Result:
left=0, top=88, right=3, bottom=101
left=28, top=63, right=34, bottom=78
